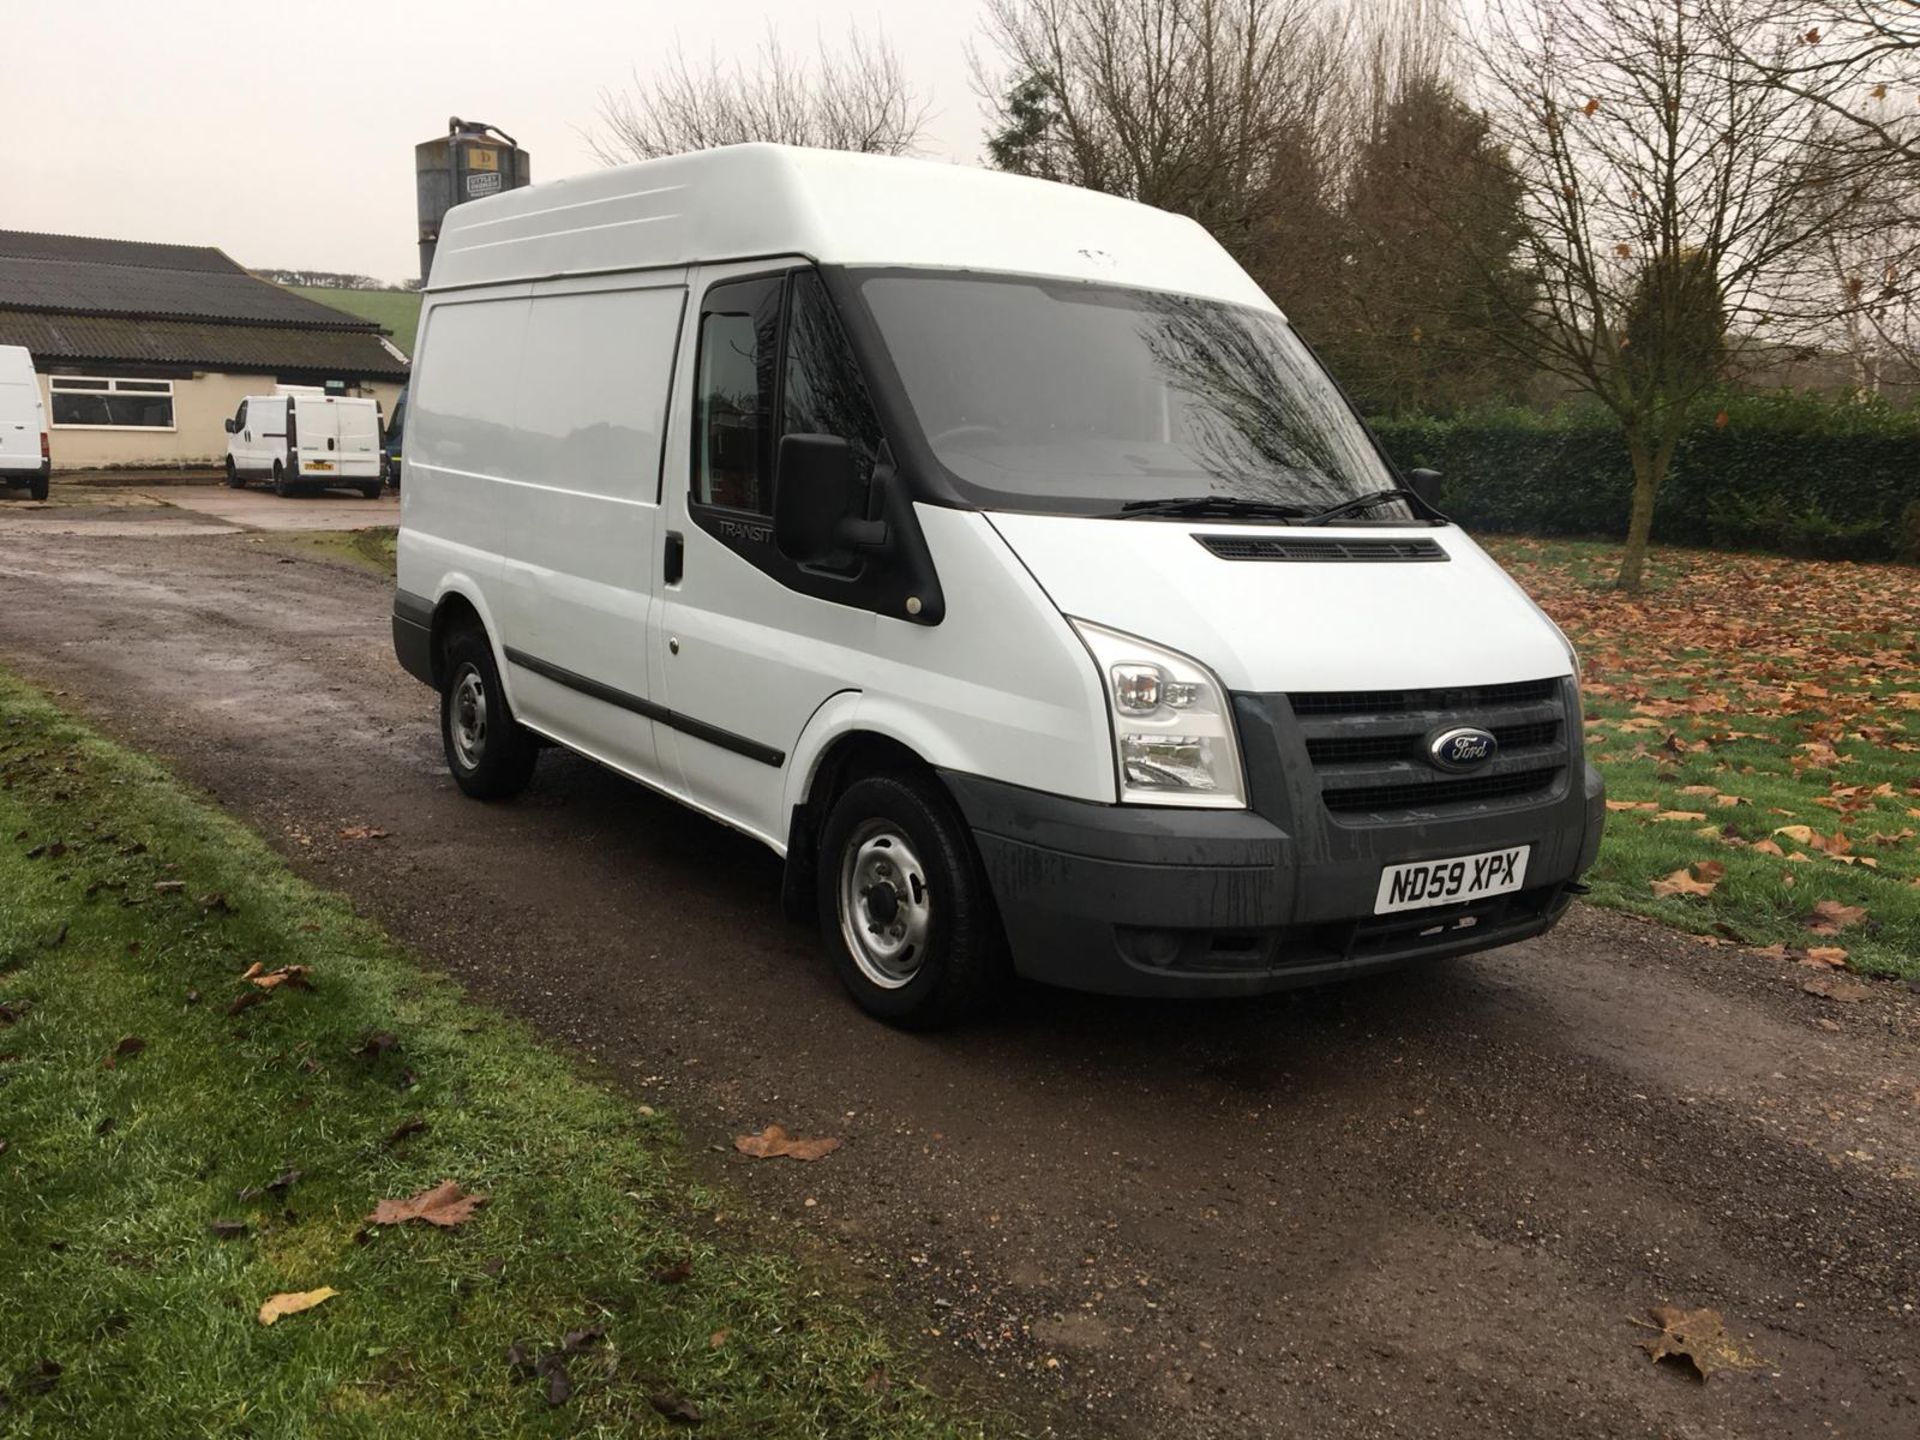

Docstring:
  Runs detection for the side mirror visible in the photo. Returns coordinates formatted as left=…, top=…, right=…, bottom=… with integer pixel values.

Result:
left=1406, top=468, right=1443, bottom=508
left=224, top=418, right=236, bottom=434
left=774, top=434, right=887, bottom=566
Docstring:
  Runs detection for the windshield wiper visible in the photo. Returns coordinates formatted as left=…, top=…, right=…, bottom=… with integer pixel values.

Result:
left=1112, top=495, right=1313, bottom=521
left=1295, top=489, right=1416, bottom=526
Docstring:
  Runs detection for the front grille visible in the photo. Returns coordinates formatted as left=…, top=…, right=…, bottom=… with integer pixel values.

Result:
left=1305, top=717, right=1560, bottom=766
left=1195, top=534, right=1448, bottom=563
left=1322, top=766, right=1561, bottom=813
left=1291, top=678, right=1559, bottom=717
left=1288, top=678, right=1570, bottom=818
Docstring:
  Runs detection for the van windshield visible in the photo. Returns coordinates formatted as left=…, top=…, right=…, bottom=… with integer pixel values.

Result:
left=855, top=272, right=1406, bottom=518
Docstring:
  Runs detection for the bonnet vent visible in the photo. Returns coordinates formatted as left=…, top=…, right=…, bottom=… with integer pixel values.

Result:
left=1195, top=535, right=1448, bottom=563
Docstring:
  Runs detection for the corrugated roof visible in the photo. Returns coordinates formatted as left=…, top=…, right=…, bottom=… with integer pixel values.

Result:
left=0, top=311, right=410, bottom=379
left=0, top=228, right=383, bottom=329
left=0, top=229, right=242, bottom=273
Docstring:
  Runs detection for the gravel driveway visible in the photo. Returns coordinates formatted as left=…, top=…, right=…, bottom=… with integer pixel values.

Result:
left=1, top=515, right=1914, bottom=1438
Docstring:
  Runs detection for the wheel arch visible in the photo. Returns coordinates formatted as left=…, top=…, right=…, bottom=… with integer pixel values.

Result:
left=426, top=581, right=511, bottom=701
left=779, top=699, right=963, bottom=921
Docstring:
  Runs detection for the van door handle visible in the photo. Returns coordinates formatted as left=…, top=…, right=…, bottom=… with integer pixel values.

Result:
left=664, top=531, right=684, bottom=586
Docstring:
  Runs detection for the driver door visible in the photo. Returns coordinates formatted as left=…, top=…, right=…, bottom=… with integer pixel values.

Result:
left=655, top=264, right=886, bottom=846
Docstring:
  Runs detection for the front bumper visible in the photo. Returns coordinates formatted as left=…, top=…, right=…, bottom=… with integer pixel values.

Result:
left=939, top=756, right=1604, bottom=999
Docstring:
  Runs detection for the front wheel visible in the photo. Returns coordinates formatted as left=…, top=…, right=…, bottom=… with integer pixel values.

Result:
left=816, top=772, right=1007, bottom=1028
left=360, top=482, right=382, bottom=499
left=440, top=628, right=538, bottom=800
left=226, top=457, right=245, bottom=489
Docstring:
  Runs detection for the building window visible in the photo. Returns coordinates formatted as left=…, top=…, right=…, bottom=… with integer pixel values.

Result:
left=49, top=376, right=176, bottom=430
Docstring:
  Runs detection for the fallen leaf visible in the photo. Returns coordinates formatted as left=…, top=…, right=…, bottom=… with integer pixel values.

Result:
left=1654, top=810, right=1708, bottom=822
left=1805, top=899, right=1866, bottom=935
left=1750, top=838, right=1784, bottom=856
left=248, top=965, right=312, bottom=991
left=653, top=1258, right=694, bottom=1285
left=1801, top=946, right=1849, bottom=968
left=368, top=1180, right=488, bottom=1228
left=1638, top=1305, right=1762, bottom=1380
left=209, top=1220, right=250, bottom=1240
left=225, top=990, right=268, bottom=1016
left=338, top=826, right=390, bottom=841
left=258, top=1287, right=338, bottom=1325
left=1802, top=973, right=1870, bottom=1003
left=563, top=1326, right=606, bottom=1353
left=385, top=1117, right=429, bottom=1148
left=537, top=1353, right=572, bottom=1407
left=103, top=1035, right=145, bottom=1069
left=1650, top=861, right=1722, bottom=898
left=153, top=880, right=185, bottom=894
left=1606, top=799, right=1659, bottom=812
left=734, top=1125, right=843, bottom=1162
left=650, top=1388, right=703, bottom=1425
left=709, top=1329, right=730, bottom=1349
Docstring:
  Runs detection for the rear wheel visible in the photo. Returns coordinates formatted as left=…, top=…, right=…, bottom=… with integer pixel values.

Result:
left=817, top=771, right=1007, bottom=1028
left=360, top=482, right=382, bottom=499
left=27, top=470, right=48, bottom=502
left=440, top=627, right=538, bottom=801
left=225, top=457, right=245, bottom=489
left=272, top=461, right=292, bottom=498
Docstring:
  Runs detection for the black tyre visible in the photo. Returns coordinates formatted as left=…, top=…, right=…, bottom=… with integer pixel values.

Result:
left=360, top=482, right=382, bottom=499
left=440, top=627, right=538, bottom=801
left=226, top=457, right=245, bottom=489
left=816, top=771, right=1007, bottom=1028
left=28, top=470, right=49, bottom=502
left=272, top=461, right=292, bottom=498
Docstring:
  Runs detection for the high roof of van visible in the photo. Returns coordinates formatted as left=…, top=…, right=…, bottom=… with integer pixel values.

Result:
left=428, top=144, right=1275, bottom=312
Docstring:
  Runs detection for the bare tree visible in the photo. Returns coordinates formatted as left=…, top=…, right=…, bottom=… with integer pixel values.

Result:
left=974, top=0, right=1350, bottom=318
left=589, top=26, right=928, bottom=163
left=1469, top=0, right=1908, bottom=592
left=1716, top=6, right=1920, bottom=381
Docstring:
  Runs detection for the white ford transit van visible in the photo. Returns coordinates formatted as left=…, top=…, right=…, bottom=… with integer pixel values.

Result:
left=393, top=146, right=1603, bottom=1027
left=0, top=344, right=50, bottom=501
left=225, top=390, right=384, bottom=497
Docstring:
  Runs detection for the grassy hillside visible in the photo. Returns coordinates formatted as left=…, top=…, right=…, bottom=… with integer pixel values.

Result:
left=290, top=286, right=422, bottom=356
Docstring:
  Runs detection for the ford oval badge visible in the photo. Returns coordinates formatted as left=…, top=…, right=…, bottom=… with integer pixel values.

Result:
left=1429, top=726, right=1497, bottom=773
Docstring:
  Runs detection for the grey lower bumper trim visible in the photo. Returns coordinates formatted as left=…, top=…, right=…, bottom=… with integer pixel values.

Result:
left=392, top=589, right=434, bottom=688
left=938, top=768, right=1598, bottom=999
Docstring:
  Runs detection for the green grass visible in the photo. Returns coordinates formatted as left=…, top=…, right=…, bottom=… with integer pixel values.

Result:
left=0, top=669, right=989, bottom=1437
left=1487, top=537, right=1920, bottom=980
left=290, top=288, right=422, bottom=355
left=253, top=528, right=398, bottom=578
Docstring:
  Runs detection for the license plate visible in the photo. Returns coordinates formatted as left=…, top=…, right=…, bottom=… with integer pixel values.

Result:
left=304, top=460, right=333, bottom=471
left=1374, top=846, right=1529, bottom=914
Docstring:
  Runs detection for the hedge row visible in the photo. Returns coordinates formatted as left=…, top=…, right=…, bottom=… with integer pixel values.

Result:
left=1370, top=391, right=1920, bottom=561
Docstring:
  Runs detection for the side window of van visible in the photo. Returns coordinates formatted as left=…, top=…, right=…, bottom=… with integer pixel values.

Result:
left=693, top=279, right=779, bottom=513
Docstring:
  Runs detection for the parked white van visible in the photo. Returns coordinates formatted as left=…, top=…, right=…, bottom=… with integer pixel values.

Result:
left=0, top=344, right=50, bottom=500
left=393, top=145, right=1603, bottom=1027
left=225, top=389, right=383, bottom=498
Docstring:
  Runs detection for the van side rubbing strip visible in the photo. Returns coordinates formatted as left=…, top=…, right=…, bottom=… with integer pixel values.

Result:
left=502, top=647, right=786, bottom=768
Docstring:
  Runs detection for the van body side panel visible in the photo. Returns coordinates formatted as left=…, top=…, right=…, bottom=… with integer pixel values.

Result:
left=490, top=278, right=685, bottom=784
left=849, top=507, right=1113, bottom=804
left=397, top=289, right=531, bottom=637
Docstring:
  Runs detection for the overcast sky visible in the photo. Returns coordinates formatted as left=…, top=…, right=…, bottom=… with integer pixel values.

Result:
left=10, top=1, right=988, bottom=284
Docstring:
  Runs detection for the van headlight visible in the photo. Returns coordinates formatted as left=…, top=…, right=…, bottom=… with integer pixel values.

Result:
left=1071, top=619, right=1246, bottom=809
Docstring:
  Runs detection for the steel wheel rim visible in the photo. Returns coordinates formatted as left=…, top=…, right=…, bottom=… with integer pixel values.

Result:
left=837, top=820, right=932, bottom=989
left=450, top=667, right=488, bottom=770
